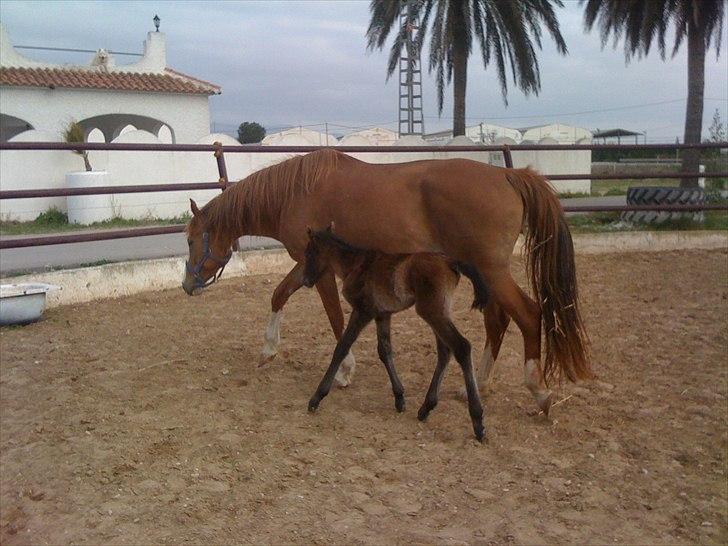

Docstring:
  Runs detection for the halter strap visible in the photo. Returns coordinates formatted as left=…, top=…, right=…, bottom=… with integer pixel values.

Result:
left=185, top=231, right=233, bottom=290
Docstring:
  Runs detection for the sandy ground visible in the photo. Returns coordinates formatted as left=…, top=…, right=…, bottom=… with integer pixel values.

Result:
left=1, top=249, right=726, bottom=545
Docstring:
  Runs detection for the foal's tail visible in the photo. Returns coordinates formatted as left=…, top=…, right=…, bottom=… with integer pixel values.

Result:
left=505, top=168, right=592, bottom=384
left=453, top=262, right=489, bottom=312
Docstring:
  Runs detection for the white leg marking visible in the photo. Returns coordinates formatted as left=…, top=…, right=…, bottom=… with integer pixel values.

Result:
left=478, top=343, right=497, bottom=386
left=524, top=358, right=553, bottom=412
left=259, top=311, right=282, bottom=365
left=335, top=351, right=356, bottom=387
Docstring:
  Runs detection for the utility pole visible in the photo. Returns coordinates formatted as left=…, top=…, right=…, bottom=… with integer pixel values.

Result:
left=398, top=0, right=424, bottom=137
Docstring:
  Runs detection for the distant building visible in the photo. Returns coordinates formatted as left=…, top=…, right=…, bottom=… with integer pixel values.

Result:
left=0, top=24, right=220, bottom=143
left=518, top=123, right=592, bottom=144
left=262, top=126, right=337, bottom=146
left=425, top=122, right=522, bottom=144
left=338, top=127, right=398, bottom=146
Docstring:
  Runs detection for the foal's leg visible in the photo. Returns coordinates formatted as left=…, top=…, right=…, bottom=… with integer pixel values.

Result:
left=315, top=269, right=357, bottom=387
left=416, top=297, right=484, bottom=442
left=375, top=315, right=405, bottom=412
left=260, top=262, right=305, bottom=365
left=308, top=308, right=373, bottom=412
left=483, top=269, right=553, bottom=415
left=417, top=336, right=451, bottom=421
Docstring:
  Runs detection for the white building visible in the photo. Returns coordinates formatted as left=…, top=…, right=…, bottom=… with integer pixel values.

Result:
left=518, top=123, right=592, bottom=144
left=425, top=122, right=522, bottom=144
left=262, top=127, right=338, bottom=146
left=338, top=127, right=398, bottom=146
left=0, top=24, right=220, bottom=143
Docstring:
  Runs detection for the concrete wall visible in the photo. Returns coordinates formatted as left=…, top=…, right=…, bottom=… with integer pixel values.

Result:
left=0, top=86, right=211, bottom=145
left=1, top=133, right=592, bottom=221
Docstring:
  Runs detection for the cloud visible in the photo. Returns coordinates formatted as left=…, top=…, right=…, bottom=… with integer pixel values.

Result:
left=1, top=0, right=725, bottom=138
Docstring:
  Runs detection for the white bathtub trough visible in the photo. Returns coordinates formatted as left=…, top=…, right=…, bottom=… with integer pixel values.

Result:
left=0, top=283, right=61, bottom=326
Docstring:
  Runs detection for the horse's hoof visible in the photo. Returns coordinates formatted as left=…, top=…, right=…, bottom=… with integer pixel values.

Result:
left=308, top=399, right=319, bottom=412
left=417, top=406, right=429, bottom=421
left=395, top=397, right=406, bottom=413
left=539, top=391, right=554, bottom=416
left=258, top=350, right=277, bottom=368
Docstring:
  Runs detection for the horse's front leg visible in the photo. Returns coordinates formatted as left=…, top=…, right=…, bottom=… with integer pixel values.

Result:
left=309, top=309, right=372, bottom=412
left=260, top=262, right=305, bottom=365
left=315, top=268, right=357, bottom=387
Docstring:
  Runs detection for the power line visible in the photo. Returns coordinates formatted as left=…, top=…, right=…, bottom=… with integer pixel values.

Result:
left=425, top=97, right=728, bottom=122
left=15, top=45, right=142, bottom=57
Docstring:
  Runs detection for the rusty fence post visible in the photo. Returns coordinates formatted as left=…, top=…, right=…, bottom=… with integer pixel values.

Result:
left=502, top=145, right=513, bottom=168
left=213, top=141, right=229, bottom=189
left=213, top=141, right=239, bottom=251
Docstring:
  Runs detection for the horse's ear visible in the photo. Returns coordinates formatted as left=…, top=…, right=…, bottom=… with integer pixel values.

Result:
left=327, top=221, right=335, bottom=232
left=190, top=199, right=201, bottom=217
left=306, top=226, right=313, bottom=238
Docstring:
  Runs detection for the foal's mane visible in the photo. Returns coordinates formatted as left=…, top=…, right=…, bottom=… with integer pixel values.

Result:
left=311, top=228, right=366, bottom=255
left=202, top=148, right=343, bottom=233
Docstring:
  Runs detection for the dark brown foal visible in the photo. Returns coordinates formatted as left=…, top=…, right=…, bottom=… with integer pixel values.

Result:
left=302, top=225, right=489, bottom=442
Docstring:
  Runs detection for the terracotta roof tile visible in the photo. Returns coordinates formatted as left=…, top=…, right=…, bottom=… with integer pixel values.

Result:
left=0, top=66, right=221, bottom=95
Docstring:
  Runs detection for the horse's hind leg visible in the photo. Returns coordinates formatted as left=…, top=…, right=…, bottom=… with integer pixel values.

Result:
left=417, top=335, right=451, bottom=422
left=315, top=269, right=357, bottom=387
left=308, top=308, right=372, bottom=412
left=479, top=300, right=511, bottom=387
left=260, top=262, right=305, bottom=365
left=375, top=315, right=405, bottom=412
left=458, top=300, right=511, bottom=400
left=484, top=269, right=553, bottom=415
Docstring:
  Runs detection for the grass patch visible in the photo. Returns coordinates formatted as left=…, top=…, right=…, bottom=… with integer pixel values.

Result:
left=589, top=178, right=679, bottom=197
left=567, top=210, right=728, bottom=233
left=1, top=208, right=191, bottom=236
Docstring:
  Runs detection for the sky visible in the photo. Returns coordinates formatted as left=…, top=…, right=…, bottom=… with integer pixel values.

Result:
left=1, top=0, right=726, bottom=141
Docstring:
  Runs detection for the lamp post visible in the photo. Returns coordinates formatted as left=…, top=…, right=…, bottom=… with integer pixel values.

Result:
left=153, top=15, right=160, bottom=32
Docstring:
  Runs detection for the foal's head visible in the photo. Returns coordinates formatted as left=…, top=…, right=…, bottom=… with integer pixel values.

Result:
left=182, top=199, right=235, bottom=295
left=303, top=223, right=362, bottom=288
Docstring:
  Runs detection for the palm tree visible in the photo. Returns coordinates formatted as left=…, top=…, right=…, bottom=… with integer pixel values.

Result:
left=367, top=0, right=567, bottom=137
left=582, top=0, right=725, bottom=187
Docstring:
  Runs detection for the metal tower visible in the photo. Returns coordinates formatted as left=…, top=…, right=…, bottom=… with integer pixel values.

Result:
left=398, top=1, right=424, bottom=137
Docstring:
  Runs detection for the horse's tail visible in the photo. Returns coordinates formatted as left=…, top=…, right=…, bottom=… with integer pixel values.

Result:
left=505, top=168, right=592, bottom=384
left=453, top=261, right=489, bottom=312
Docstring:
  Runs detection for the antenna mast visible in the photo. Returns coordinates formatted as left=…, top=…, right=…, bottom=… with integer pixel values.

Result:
left=398, top=1, right=424, bottom=137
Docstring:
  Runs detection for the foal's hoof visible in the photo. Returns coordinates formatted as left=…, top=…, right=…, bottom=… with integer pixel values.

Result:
left=417, top=406, right=429, bottom=422
left=308, top=399, right=320, bottom=412
left=473, top=424, right=486, bottom=443
left=395, top=397, right=406, bottom=413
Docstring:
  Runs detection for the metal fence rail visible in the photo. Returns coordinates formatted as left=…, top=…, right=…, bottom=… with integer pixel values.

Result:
left=0, top=140, right=726, bottom=250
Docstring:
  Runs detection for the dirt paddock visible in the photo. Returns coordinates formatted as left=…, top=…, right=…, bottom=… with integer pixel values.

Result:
left=1, top=249, right=726, bottom=545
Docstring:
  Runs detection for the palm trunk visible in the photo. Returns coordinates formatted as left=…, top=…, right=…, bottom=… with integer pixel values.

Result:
left=452, top=46, right=467, bottom=136
left=451, top=4, right=468, bottom=137
left=681, top=19, right=705, bottom=188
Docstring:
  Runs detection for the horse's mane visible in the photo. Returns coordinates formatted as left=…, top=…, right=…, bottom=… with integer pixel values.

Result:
left=202, top=148, right=343, bottom=234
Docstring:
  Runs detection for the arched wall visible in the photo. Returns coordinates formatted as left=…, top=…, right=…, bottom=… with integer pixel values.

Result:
left=0, top=113, right=34, bottom=142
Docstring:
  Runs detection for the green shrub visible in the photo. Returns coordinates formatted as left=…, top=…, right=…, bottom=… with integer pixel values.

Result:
left=34, top=207, right=68, bottom=227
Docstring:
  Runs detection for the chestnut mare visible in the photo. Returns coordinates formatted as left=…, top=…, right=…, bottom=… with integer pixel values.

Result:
left=182, top=149, right=591, bottom=413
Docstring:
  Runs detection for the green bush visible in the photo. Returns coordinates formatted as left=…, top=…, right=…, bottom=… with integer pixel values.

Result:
left=34, top=207, right=68, bottom=227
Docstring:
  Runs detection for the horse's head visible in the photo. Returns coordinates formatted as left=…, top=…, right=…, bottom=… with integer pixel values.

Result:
left=302, top=223, right=336, bottom=288
left=182, top=199, right=234, bottom=295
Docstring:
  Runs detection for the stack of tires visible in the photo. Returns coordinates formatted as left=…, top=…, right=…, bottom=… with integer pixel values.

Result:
left=622, top=186, right=705, bottom=224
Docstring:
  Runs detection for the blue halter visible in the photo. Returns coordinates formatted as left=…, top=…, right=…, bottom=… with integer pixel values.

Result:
left=185, top=232, right=232, bottom=289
